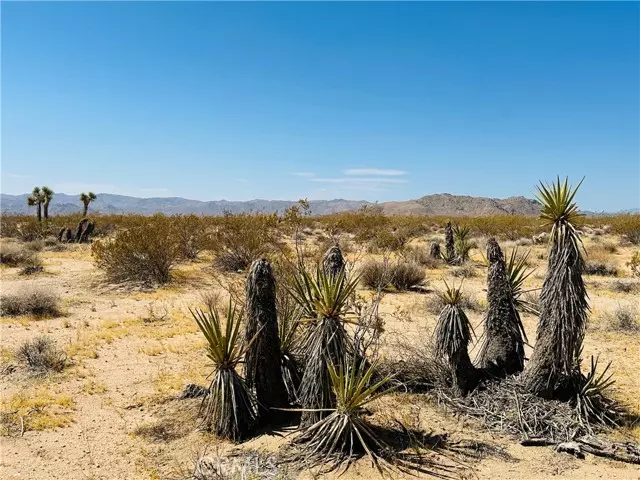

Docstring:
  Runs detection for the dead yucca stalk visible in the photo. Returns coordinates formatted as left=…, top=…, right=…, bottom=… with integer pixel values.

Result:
left=477, top=238, right=526, bottom=377
left=244, top=259, right=289, bottom=417
left=287, top=265, right=360, bottom=426
left=522, top=177, right=590, bottom=398
left=191, top=301, right=257, bottom=441
left=433, top=280, right=479, bottom=395
left=291, top=358, right=396, bottom=474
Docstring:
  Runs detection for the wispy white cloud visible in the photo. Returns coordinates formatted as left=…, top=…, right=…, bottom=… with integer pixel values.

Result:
left=344, top=169, right=407, bottom=176
left=311, top=177, right=407, bottom=184
left=5, top=173, right=33, bottom=179
left=290, top=172, right=316, bottom=178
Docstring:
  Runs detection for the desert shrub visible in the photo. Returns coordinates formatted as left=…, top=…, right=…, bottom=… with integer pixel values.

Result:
left=601, top=242, right=618, bottom=254
left=92, top=214, right=182, bottom=284
left=210, top=212, right=283, bottom=272
left=0, top=242, right=33, bottom=266
left=425, top=291, right=482, bottom=315
left=25, top=240, right=45, bottom=252
left=609, top=280, right=638, bottom=294
left=16, top=336, right=67, bottom=373
left=516, top=238, right=533, bottom=246
left=583, top=261, right=618, bottom=276
left=451, top=264, right=476, bottom=278
left=601, top=305, right=639, bottom=333
left=0, top=288, right=61, bottom=317
left=402, top=246, right=441, bottom=269
left=390, top=261, right=426, bottom=291
left=173, top=214, right=207, bottom=260
left=359, top=260, right=393, bottom=290
left=627, top=252, right=640, bottom=278
left=19, top=254, right=44, bottom=275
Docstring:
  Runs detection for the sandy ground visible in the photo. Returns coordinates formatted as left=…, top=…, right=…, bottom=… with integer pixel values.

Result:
left=1, top=233, right=639, bottom=480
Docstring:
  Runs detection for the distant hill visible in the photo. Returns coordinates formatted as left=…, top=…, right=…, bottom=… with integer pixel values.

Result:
left=1, top=192, right=635, bottom=217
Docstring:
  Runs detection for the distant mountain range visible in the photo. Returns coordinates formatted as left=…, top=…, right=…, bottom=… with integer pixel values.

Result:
left=1, top=192, right=637, bottom=217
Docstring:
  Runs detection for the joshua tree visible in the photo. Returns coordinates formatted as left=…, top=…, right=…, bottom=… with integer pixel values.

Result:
left=522, top=178, right=589, bottom=399
left=41, top=186, right=54, bottom=219
left=477, top=238, right=526, bottom=377
left=191, top=301, right=257, bottom=441
left=27, top=187, right=44, bottom=222
left=433, top=280, right=478, bottom=395
left=75, top=218, right=88, bottom=243
left=287, top=266, right=359, bottom=426
left=79, top=192, right=97, bottom=216
left=322, top=244, right=345, bottom=278
left=444, top=221, right=456, bottom=263
left=244, top=259, right=289, bottom=417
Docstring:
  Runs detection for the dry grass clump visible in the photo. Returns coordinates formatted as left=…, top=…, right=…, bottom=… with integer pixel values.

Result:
left=451, top=264, right=476, bottom=278
left=92, top=215, right=182, bottom=285
left=390, top=261, right=426, bottom=291
left=0, top=288, right=61, bottom=318
left=402, top=246, right=441, bottom=269
left=360, top=260, right=393, bottom=290
left=600, top=305, right=639, bottom=333
left=0, top=241, right=41, bottom=271
left=583, top=260, right=618, bottom=276
left=609, top=280, right=639, bottom=294
left=16, top=336, right=67, bottom=374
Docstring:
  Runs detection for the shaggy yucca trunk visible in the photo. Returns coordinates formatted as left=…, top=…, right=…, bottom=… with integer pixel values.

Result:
left=522, top=233, right=588, bottom=398
left=299, top=316, right=348, bottom=426
left=58, top=227, right=66, bottom=242
left=429, top=242, right=441, bottom=259
left=478, top=238, right=525, bottom=377
left=445, top=222, right=455, bottom=260
left=322, top=244, right=345, bottom=278
left=244, top=259, right=288, bottom=416
left=36, top=203, right=42, bottom=222
left=64, top=228, right=73, bottom=243
left=75, top=218, right=88, bottom=243
left=79, top=221, right=95, bottom=243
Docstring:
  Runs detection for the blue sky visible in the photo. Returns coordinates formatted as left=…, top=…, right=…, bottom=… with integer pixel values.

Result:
left=2, top=2, right=638, bottom=211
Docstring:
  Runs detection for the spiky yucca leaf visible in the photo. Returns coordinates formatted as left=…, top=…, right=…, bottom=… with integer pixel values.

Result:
left=536, top=176, right=584, bottom=250
left=191, top=301, right=257, bottom=441
left=287, top=265, right=359, bottom=321
left=505, top=247, right=538, bottom=318
left=293, top=358, right=396, bottom=474
left=278, top=293, right=304, bottom=403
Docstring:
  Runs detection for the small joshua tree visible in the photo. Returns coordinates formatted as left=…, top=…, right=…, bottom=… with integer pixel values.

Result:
left=429, top=242, right=441, bottom=259
left=433, top=280, right=478, bottom=395
left=191, top=301, right=257, bottom=441
left=41, top=186, right=54, bottom=219
left=244, top=259, right=289, bottom=418
left=79, top=192, right=97, bottom=216
left=522, top=177, right=589, bottom=399
left=477, top=238, right=526, bottom=377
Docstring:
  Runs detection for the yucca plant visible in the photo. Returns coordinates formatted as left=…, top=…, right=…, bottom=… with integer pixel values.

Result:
left=292, top=358, right=396, bottom=474
left=244, top=259, right=288, bottom=417
left=322, top=244, right=345, bottom=278
left=287, top=265, right=360, bottom=426
left=453, top=225, right=472, bottom=262
left=478, top=238, right=526, bottom=377
left=80, top=191, right=97, bottom=217
left=278, top=295, right=304, bottom=403
left=444, top=221, right=455, bottom=262
left=191, top=301, right=257, bottom=441
left=505, top=247, right=539, bottom=316
left=27, top=187, right=44, bottom=222
left=522, top=177, right=590, bottom=398
left=41, top=186, right=54, bottom=220
left=433, top=280, right=478, bottom=395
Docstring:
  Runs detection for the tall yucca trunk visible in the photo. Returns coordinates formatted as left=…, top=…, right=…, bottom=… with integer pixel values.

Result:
left=75, top=218, right=88, bottom=243
left=322, top=244, right=344, bottom=278
left=82, top=202, right=89, bottom=217
left=36, top=203, right=42, bottom=222
left=43, top=202, right=49, bottom=220
left=445, top=222, right=455, bottom=260
left=478, top=238, right=525, bottom=377
left=522, top=233, right=588, bottom=398
left=429, top=242, right=441, bottom=259
left=244, top=259, right=288, bottom=417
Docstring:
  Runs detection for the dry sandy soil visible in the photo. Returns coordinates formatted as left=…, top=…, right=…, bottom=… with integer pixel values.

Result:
left=1, top=231, right=639, bottom=480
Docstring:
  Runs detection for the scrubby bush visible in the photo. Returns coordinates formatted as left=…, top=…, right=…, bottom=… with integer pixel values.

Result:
left=0, top=288, right=61, bottom=317
left=92, top=214, right=182, bottom=284
left=210, top=212, right=284, bottom=272
left=425, top=291, right=482, bottom=315
left=359, top=260, right=393, bottom=290
left=403, top=246, right=441, bottom=269
left=583, top=261, right=618, bottom=276
left=602, top=305, right=639, bottom=333
left=627, top=252, right=640, bottom=278
left=390, top=261, right=426, bottom=291
left=16, top=336, right=67, bottom=373
left=610, top=280, right=638, bottom=294
left=451, top=264, right=476, bottom=278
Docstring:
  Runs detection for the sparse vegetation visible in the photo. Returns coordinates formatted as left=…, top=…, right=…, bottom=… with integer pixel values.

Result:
left=583, top=260, right=618, bottom=276
left=601, top=305, right=639, bottom=333
left=389, top=261, right=425, bottom=291
left=0, top=288, right=61, bottom=318
left=16, top=336, right=67, bottom=374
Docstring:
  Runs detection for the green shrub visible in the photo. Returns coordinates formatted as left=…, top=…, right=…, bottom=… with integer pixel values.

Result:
left=359, top=260, right=393, bottom=290
left=92, top=215, right=182, bottom=284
